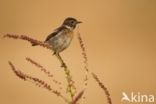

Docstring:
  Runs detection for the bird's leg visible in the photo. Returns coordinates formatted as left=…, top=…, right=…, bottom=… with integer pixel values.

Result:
left=55, top=53, right=67, bottom=68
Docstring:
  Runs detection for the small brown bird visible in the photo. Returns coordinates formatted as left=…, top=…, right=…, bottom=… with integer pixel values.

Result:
left=32, top=17, right=82, bottom=67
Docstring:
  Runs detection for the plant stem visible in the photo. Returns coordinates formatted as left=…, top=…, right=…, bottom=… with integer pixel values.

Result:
left=55, top=53, right=76, bottom=103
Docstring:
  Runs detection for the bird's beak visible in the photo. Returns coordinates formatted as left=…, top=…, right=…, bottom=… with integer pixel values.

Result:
left=76, top=21, right=82, bottom=24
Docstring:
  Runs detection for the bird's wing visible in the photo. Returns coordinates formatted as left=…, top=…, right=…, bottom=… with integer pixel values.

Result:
left=44, top=31, right=58, bottom=42
left=44, top=26, right=67, bottom=42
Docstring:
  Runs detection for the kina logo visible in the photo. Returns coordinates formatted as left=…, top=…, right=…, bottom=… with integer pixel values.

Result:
left=121, top=92, right=155, bottom=103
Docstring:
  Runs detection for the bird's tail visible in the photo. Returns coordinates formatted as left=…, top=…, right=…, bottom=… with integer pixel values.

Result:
left=32, top=40, right=47, bottom=46
left=32, top=43, right=38, bottom=46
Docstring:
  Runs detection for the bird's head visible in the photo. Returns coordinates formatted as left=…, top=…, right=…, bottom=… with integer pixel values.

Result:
left=62, top=17, right=82, bottom=29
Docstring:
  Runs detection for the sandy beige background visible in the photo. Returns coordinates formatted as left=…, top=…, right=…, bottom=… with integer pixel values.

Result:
left=0, top=0, right=156, bottom=104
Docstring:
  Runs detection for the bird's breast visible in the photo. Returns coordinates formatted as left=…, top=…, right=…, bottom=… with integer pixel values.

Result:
left=61, top=30, right=74, bottom=47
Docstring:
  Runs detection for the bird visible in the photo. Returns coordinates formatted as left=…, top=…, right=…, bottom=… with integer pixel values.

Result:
left=32, top=17, right=82, bottom=67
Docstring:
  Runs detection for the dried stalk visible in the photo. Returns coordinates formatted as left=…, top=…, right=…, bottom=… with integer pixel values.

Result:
left=77, top=32, right=88, bottom=72
left=63, top=65, right=76, bottom=102
left=77, top=32, right=89, bottom=102
left=3, top=34, right=52, bottom=49
left=26, top=57, right=61, bottom=85
left=8, top=61, right=69, bottom=103
left=72, top=90, right=84, bottom=104
left=26, top=57, right=53, bottom=77
left=92, top=72, right=112, bottom=104
left=77, top=32, right=89, bottom=87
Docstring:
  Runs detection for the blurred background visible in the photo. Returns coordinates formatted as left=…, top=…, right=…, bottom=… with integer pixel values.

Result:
left=0, top=0, right=156, bottom=104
